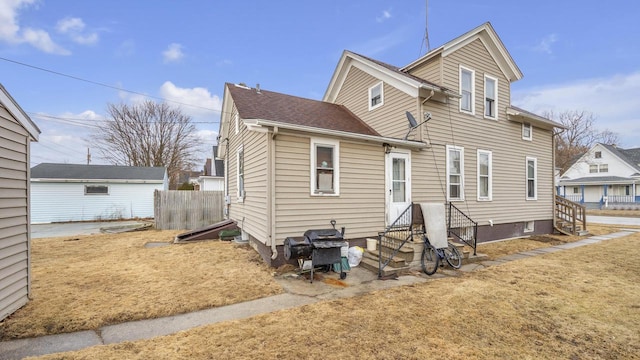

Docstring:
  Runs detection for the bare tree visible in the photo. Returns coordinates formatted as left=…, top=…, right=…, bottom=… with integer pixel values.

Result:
left=544, top=110, right=621, bottom=173
left=91, top=101, right=200, bottom=188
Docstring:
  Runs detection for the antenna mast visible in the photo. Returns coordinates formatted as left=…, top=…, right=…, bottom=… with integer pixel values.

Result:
left=425, top=0, right=430, bottom=52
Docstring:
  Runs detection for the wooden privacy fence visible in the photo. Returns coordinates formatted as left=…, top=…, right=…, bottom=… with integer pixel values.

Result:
left=154, top=190, right=225, bottom=230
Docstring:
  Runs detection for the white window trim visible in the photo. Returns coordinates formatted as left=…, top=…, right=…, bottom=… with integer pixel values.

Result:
left=459, top=65, right=475, bottom=115
left=524, top=221, right=535, bottom=233
left=477, top=149, right=492, bottom=201
left=522, top=123, right=532, bottom=141
left=483, top=74, right=498, bottom=120
left=310, top=138, right=340, bottom=196
left=236, top=145, right=244, bottom=202
left=84, top=185, right=109, bottom=195
left=368, top=81, right=384, bottom=111
left=446, top=145, right=465, bottom=201
left=234, top=112, right=239, bottom=135
left=526, top=156, right=537, bottom=200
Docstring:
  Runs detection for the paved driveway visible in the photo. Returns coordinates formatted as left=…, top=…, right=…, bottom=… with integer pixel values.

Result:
left=588, top=215, right=640, bottom=226
left=31, top=221, right=151, bottom=239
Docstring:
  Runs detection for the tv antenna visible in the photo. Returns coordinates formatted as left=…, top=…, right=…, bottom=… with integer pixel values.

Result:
left=403, top=111, right=431, bottom=140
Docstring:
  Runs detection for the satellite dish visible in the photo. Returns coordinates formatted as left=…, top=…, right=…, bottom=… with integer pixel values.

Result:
left=406, top=111, right=418, bottom=128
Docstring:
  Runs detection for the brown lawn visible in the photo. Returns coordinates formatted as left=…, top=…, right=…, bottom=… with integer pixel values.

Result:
left=21, top=229, right=640, bottom=359
left=0, top=230, right=283, bottom=340
left=587, top=209, right=640, bottom=217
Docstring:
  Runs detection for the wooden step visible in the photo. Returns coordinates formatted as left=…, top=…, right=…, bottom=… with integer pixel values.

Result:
left=358, top=256, right=411, bottom=278
left=363, top=249, right=406, bottom=267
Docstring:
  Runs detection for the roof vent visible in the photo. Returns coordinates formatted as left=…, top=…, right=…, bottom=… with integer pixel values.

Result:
left=256, top=83, right=261, bottom=94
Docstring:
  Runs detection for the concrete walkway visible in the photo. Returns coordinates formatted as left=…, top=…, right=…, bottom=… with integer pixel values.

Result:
left=2, top=229, right=638, bottom=360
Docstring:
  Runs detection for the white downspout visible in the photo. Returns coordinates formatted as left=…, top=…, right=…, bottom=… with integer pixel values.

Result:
left=270, top=127, right=279, bottom=260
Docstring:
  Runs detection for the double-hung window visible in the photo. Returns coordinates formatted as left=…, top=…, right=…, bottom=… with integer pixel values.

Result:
left=237, top=145, right=244, bottom=200
left=522, top=123, right=532, bottom=140
left=460, top=66, right=474, bottom=114
left=368, top=82, right=384, bottom=110
left=477, top=150, right=492, bottom=201
left=311, top=138, right=339, bottom=196
left=526, top=157, right=537, bottom=200
left=447, top=145, right=464, bottom=201
left=484, top=75, right=497, bottom=119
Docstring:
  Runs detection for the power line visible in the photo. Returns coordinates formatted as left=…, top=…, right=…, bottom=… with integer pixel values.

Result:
left=29, top=112, right=220, bottom=125
left=0, top=56, right=220, bottom=113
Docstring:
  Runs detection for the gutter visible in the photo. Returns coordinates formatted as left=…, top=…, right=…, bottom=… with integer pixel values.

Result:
left=269, top=127, right=278, bottom=260
left=243, top=119, right=428, bottom=150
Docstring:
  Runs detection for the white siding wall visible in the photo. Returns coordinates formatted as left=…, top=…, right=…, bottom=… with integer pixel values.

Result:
left=562, top=143, right=637, bottom=179
left=30, top=182, right=164, bottom=223
left=0, top=105, right=30, bottom=321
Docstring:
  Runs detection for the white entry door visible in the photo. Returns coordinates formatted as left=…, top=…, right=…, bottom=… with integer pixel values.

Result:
left=385, top=151, right=411, bottom=225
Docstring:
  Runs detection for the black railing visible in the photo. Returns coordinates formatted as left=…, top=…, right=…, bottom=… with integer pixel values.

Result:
left=447, top=203, right=478, bottom=255
left=377, top=204, right=420, bottom=278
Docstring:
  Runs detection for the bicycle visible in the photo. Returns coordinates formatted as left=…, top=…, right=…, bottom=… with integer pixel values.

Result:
left=421, top=237, right=462, bottom=275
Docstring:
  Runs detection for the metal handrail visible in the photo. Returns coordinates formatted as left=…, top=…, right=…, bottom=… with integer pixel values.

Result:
left=377, top=204, right=417, bottom=278
left=447, top=202, right=478, bottom=255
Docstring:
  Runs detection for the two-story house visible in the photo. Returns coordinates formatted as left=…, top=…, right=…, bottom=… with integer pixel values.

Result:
left=217, top=22, right=564, bottom=267
left=558, top=143, right=640, bottom=208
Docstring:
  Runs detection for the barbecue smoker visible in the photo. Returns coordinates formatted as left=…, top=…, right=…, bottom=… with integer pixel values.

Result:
left=283, top=220, right=348, bottom=283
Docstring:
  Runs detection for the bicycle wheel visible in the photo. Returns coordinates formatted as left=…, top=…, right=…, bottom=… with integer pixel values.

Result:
left=421, top=243, right=439, bottom=275
left=444, top=243, right=462, bottom=269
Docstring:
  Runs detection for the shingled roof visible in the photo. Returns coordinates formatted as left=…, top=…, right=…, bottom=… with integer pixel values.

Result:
left=601, top=143, right=640, bottom=172
left=227, top=83, right=380, bottom=137
left=31, top=163, right=166, bottom=181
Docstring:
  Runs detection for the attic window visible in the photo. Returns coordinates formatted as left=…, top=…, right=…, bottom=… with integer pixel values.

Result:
left=369, top=82, right=384, bottom=110
left=595, top=151, right=602, bottom=159
left=85, top=185, right=109, bottom=195
left=522, top=123, right=532, bottom=141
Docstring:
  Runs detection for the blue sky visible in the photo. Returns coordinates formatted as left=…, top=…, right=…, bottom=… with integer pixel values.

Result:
left=1, top=0, right=639, bottom=168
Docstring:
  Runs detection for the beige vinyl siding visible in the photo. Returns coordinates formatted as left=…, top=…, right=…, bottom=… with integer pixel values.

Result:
left=226, top=104, right=269, bottom=244
left=408, top=56, right=442, bottom=84
left=0, top=105, right=30, bottom=321
left=274, top=133, right=384, bottom=243
left=409, top=38, right=553, bottom=225
left=334, top=66, right=415, bottom=139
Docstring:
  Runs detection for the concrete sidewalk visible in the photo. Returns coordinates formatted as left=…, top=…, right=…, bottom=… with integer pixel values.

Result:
left=2, top=229, right=637, bottom=360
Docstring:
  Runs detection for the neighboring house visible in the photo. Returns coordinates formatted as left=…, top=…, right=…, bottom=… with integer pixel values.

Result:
left=196, top=146, right=225, bottom=191
left=0, top=84, right=40, bottom=321
left=558, top=143, right=640, bottom=208
left=217, top=22, right=564, bottom=266
left=30, top=164, right=168, bottom=223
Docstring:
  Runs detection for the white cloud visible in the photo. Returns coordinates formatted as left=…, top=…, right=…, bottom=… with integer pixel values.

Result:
left=159, top=81, right=221, bottom=121
left=0, top=0, right=70, bottom=54
left=116, top=39, right=135, bottom=57
left=162, top=43, right=184, bottom=63
left=56, top=17, right=98, bottom=45
left=532, top=33, right=558, bottom=54
left=376, top=9, right=392, bottom=23
left=513, top=71, right=640, bottom=148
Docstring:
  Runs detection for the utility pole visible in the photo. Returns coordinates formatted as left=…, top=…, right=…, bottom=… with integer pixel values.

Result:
left=87, top=148, right=91, bottom=165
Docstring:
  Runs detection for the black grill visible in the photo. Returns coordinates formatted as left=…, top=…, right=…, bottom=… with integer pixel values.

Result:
left=284, top=221, right=348, bottom=283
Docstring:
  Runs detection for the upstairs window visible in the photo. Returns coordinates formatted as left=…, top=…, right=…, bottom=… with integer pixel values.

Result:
left=311, top=138, right=340, bottom=196
left=447, top=145, right=464, bottom=201
left=589, top=164, right=598, bottom=173
left=368, top=82, right=384, bottom=110
left=522, top=123, right=532, bottom=141
left=484, top=75, right=497, bottom=119
left=85, top=185, right=108, bottom=195
left=234, top=112, right=239, bottom=135
left=237, top=146, right=244, bottom=200
left=460, top=66, right=475, bottom=114
left=600, top=164, right=608, bottom=173
left=526, top=157, right=537, bottom=200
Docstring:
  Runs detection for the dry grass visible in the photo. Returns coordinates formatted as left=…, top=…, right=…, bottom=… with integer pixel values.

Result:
left=587, top=209, right=640, bottom=217
left=29, top=231, right=640, bottom=360
left=476, top=224, right=624, bottom=259
left=0, top=230, right=283, bottom=340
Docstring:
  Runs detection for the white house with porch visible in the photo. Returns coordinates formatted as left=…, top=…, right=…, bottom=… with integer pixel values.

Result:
left=558, top=143, right=640, bottom=208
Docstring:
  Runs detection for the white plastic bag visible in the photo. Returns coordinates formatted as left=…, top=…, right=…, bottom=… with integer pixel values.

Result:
left=347, top=246, right=364, bottom=267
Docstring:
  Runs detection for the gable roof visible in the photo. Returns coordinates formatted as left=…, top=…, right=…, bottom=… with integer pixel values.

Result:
left=323, top=50, right=459, bottom=103
left=31, top=163, right=166, bottom=181
left=601, top=143, right=640, bottom=172
left=0, top=83, right=40, bottom=141
left=402, top=22, right=523, bottom=82
left=227, top=83, right=379, bottom=137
